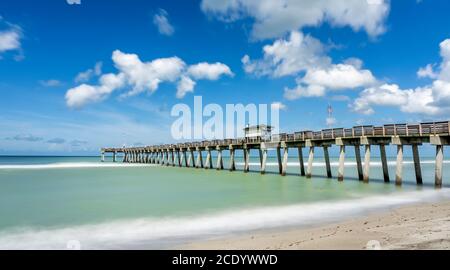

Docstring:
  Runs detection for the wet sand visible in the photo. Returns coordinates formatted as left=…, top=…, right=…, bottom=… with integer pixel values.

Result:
left=180, top=201, right=450, bottom=250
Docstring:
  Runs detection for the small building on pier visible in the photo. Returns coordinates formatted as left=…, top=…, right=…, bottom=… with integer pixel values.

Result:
left=244, top=124, right=273, bottom=143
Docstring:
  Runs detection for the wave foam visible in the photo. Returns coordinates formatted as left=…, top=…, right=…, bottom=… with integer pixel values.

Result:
left=0, top=188, right=449, bottom=250
left=0, top=162, right=156, bottom=170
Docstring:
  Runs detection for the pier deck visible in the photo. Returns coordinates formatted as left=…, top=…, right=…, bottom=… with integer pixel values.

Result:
left=101, top=121, right=450, bottom=188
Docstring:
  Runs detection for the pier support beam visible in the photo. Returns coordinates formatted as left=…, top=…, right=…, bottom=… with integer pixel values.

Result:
left=380, top=144, right=389, bottom=182
left=205, top=148, right=213, bottom=169
left=187, top=149, right=193, bottom=167
left=171, top=150, right=175, bottom=167
left=306, top=147, right=314, bottom=178
left=435, top=145, right=444, bottom=188
left=276, top=147, right=282, bottom=175
left=244, top=148, right=250, bottom=172
left=298, top=147, right=305, bottom=176
left=363, top=145, right=371, bottom=183
left=183, top=150, right=188, bottom=167
left=281, top=147, right=288, bottom=176
left=229, top=148, right=236, bottom=171
left=112, top=152, right=116, bottom=162
left=216, top=149, right=224, bottom=170
left=412, top=144, right=423, bottom=185
left=338, top=145, right=345, bottom=181
left=261, top=149, right=267, bottom=174
left=196, top=149, right=203, bottom=168
left=355, top=145, right=363, bottom=181
left=395, top=145, right=403, bottom=186
left=324, top=146, right=332, bottom=178
left=178, top=150, right=183, bottom=167
left=259, top=149, right=263, bottom=167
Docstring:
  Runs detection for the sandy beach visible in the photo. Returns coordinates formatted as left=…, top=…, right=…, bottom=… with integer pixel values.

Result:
left=180, top=201, right=450, bottom=250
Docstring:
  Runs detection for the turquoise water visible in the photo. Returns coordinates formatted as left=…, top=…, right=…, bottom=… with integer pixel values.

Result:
left=0, top=155, right=449, bottom=249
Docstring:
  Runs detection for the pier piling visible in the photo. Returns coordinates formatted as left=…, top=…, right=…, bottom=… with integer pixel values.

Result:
left=324, top=146, right=332, bottom=178
left=298, top=147, right=305, bottom=176
left=412, top=144, right=423, bottom=185
left=338, top=145, right=345, bottom=181
left=355, top=145, right=363, bottom=181
left=380, top=144, right=389, bottom=182
left=281, top=146, right=288, bottom=176
left=395, top=145, right=404, bottom=186
left=306, top=147, right=314, bottom=178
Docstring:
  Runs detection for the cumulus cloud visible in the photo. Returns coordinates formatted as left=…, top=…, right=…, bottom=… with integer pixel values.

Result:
left=0, top=17, right=22, bottom=58
left=75, top=62, right=102, bottom=83
left=353, top=84, right=439, bottom=115
left=153, top=9, right=174, bottom=36
left=242, top=30, right=376, bottom=100
left=201, top=0, right=390, bottom=40
left=65, top=50, right=232, bottom=108
left=242, top=31, right=329, bottom=77
left=187, top=62, right=234, bottom=80
left=176, top=75, right=196, bottom=99
left=352, top=38, right=450, bottom=115
left=417, top=64, right=438, bottom=79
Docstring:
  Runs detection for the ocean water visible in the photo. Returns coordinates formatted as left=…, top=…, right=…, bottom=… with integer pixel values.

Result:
left=0, top=155, right=450, bottom=250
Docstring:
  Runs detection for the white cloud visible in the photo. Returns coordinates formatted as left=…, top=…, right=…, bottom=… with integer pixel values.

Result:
left=417, top=64, right=438, bottom=79
left=66, top=73, right=125, bottom=108
left=67, top=0, right=81, bottom=5
left=0, top=30, right=20, bottom=52
left=352, top=84, right=439, bottom=115
left=187, top=62, right=234, bottom=80
left=201, top=0, right=390, bottom=40
left=75, top=62, right=103, bottom=83
left=153, top=9, right=174, bottom=36
left=271, top=102, right=287, bottom=111
left=284, top=84, right=326, bottom=100
left=301, top=64, right=376, bottom=90
left=112, top=50, right=185, bottom=97
left=39, top=79, right=62, bottom=87
left=242, top=31, right=329, bottom=77
left=176, top=75, right=196, bottom=98
left=353, top=38, right=450, bottom=115
left=243, top=30, right=376, bottom=100
left=65, top=50, right=232, bottom=108
left=0, top=18, right=22, bottom=58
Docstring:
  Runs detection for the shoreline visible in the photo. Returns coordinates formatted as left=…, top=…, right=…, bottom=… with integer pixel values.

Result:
left=179, top=201, right=450, bottom=250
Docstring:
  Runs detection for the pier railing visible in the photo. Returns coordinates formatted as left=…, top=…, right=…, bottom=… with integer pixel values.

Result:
left=104, top=121, right=450, bottom=151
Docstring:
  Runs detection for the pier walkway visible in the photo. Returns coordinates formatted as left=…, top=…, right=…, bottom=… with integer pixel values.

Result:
left=101, top=121, right=450, bottom=188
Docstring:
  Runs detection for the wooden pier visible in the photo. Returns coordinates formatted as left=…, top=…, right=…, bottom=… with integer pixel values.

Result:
left=101, top=121, right=450, bottom=188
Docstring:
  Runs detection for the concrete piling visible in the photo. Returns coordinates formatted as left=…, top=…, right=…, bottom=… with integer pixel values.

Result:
left=306, top=147, right=314, bottom=178
left=395, top=145, right=403, bottom=186
left=338, top=145, right=345, bottom=181
left=380, top=144, right=389, bottom=182
left=355, top=145, right=363, bottom=181
left=412, top=144, right=423, bottom=185
left=298, top=147, right=305, bottom=176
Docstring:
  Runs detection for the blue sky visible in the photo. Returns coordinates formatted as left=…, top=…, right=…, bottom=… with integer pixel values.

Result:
left=1, top=0, right=450, bottom=155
